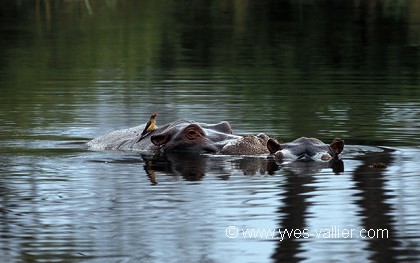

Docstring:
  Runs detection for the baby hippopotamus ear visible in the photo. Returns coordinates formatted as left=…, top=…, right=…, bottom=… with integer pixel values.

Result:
left=330, top=138, right=344, bottom=156
left=267, top=138, right=282, bottom=154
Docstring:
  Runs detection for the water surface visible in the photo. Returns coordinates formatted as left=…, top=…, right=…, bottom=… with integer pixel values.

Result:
left=1, top=1, right=419, bottom=262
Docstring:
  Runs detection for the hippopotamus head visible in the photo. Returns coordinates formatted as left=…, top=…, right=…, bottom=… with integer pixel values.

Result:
left=267, top=137, right=344, bottom=161
left=88, top=119, right=273, bottom=155
left=150, top=120, right=240, bottom=153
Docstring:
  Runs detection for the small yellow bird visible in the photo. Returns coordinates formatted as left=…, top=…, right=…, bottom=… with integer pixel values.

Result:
left=136, top=113, right=158, bottom=143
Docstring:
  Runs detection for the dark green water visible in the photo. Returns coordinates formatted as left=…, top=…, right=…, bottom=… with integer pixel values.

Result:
left=1, top=1, right=419, bottom=262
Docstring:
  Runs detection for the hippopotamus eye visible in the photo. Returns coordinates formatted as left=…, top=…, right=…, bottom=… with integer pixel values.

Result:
left=184, top=126, right=205, bottom=140
left=186, top=129, right=198, bottom=140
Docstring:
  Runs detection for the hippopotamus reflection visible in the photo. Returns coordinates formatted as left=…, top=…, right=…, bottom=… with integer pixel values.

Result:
left=266, top=137, right=344, bottom=161
left=141, top=152, right=282, bottom=184
left=87, top=120, right=272, bottom=155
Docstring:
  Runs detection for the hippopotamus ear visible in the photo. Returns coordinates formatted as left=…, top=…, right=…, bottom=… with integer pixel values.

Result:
left=330, top=138, right=344, bottom=155
left=151, top=134, right=170, bottom=146
left=267, top=138, right=281, bottom=154
left=213, top=121, right=233, bottom=134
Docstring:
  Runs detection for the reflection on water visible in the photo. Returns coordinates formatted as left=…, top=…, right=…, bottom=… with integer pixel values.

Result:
left=1, top=144, right=419, bottom=262
left=1, top=0, right=420, bottom=262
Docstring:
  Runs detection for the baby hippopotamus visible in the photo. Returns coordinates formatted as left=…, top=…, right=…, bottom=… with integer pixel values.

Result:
left=266, top=137, right=344, bottom=161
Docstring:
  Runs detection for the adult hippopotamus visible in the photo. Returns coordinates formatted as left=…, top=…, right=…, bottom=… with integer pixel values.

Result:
left=87, top=119, right=272, bottom=155
left=266, top=137, right=344, bottom=161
